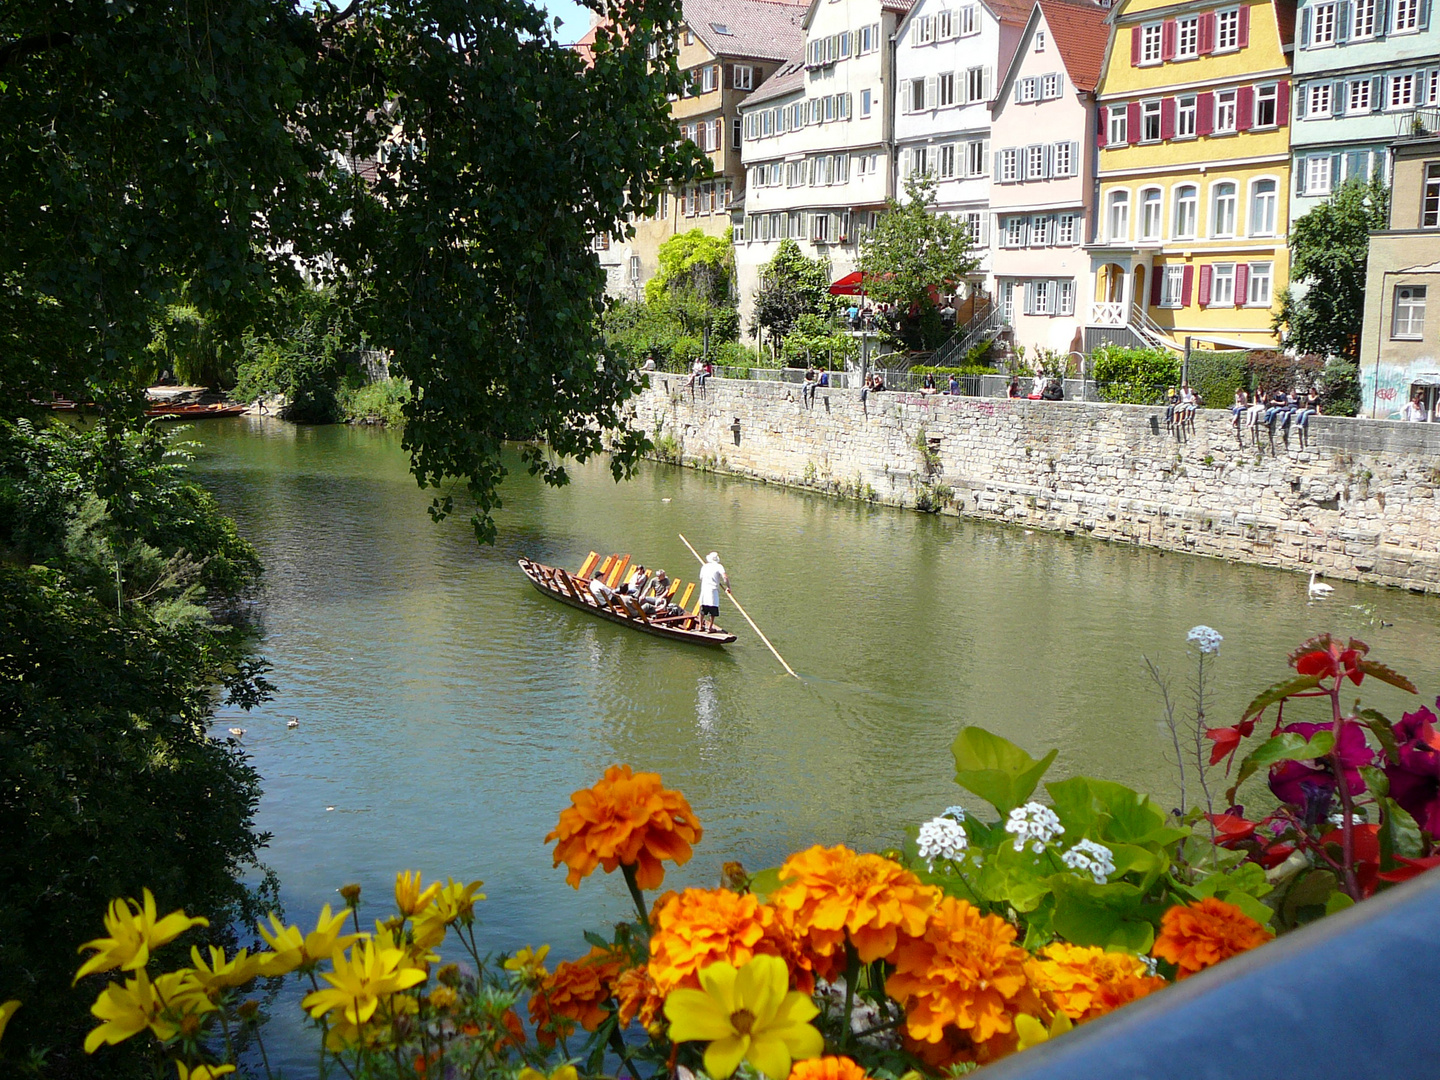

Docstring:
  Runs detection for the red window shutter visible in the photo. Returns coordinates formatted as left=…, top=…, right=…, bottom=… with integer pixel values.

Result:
left=1199, top=12, right=1216, bottom=52
left=1162, top=20, right=1177, bottom=59
left=1197, top=91, right=1215, bottom=135
left=1198, top=264, right=1213, bottom=306
left=1161, top=97, right=1176, bottom=139
left=725, top=64, right=734, bottom=89
left=1181, top=265, right=1195, bottom=306
left=1097, top=111, right=1109, bottom=147
left=1277, top=80, right=1290, bottom=125
left=1131, top=25, right=1142, bottom=65
left=1127, top=101, right=1141, bottom=144
left=1151, top=266, right=1164, bottom=306
left=1237, top=86, right=1254, bottom=130
left=1234, top=264, right=1249, bottom=306
left=1238, top=4, right=1250, bottom=46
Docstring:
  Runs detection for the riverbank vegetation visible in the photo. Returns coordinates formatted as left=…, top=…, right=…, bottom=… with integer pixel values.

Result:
left=33, top=632, right=1438, bottom=1079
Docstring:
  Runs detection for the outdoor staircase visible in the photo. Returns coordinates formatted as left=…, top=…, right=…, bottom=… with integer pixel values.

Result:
left=1083, top=302, right=1183, bottom=354
left=932, top=299, right=1001, bottom=367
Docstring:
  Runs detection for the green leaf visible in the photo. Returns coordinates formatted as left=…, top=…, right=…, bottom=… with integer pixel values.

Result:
left=1356, top=660, right=1418, bottom=694
left=1357, top=765, right=1390, bottom=799
left=747, top=867, right=783, bottom=902
left=1281, top=868, right=1337, bottom=925
left=1049, top=877, right=1155, bottom=953
left=1359, top=708, right=1401, bottom=764
left=1325, top=891, right=1356, bottom=915
left=1380, top=798, right=1425, bottom=864
left=952, top=726, right=1057, bottom=816
left=1221, top=888, right=1277, bottom=927
left=1241, top=730, right=1336, bottom=770
left=1242, top=674, right=1322, bottom=720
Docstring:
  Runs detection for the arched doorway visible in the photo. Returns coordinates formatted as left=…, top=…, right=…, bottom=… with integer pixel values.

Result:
left=1094, top=264, right=1127, bottom=325
left=1132, top=265, right=1146, bottom=312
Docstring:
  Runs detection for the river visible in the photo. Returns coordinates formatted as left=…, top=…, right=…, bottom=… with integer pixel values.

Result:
left=189, top=416, right=1440, bottom=1070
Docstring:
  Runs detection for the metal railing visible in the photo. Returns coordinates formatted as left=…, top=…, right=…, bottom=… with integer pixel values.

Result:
left=932, top=298, right=1000, bottom=367
left=1131, top=303, right=1184, bottom=352
left=1089, top=300, right=1126, bottom=327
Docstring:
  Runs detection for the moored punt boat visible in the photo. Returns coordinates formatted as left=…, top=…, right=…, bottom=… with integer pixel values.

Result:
left=518, top=553, right=736, bottom=646
left=145, top=402, right=248, bottom=419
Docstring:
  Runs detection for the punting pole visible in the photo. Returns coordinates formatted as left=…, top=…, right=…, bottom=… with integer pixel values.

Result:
left=678, top=532, right=800, bottom=680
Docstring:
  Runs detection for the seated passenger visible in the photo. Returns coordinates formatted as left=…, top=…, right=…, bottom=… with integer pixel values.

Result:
left=622, top=564, right=649, bottom=596
left=589, top=571, right=617, bottom=605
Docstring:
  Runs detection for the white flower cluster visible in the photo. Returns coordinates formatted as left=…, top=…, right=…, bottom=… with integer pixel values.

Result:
left=1187, top=625, right=1224, bottom=655
left=917, top=815, right=968, bottom=868
left=1061, top=839, right=1117, bottom=884
left=1005, top=802, right=1064, bottom=853
left=942, top=805, right=967, bottom=822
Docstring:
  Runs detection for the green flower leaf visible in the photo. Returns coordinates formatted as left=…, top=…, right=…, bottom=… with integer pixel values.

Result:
left=951, top=726, right=1057, bottom=816
left=1356, top=660, right=1417, bottom=694
left=1242, top=729, right=1337, bottom=769
left=1242, top=674, right=1322, bottom=720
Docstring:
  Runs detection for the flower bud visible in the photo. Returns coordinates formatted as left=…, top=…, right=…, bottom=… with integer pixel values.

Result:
left=339, top=883, right=362, bottom=907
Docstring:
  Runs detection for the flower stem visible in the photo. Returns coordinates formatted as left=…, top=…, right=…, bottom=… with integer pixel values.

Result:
left=1331, top=683, right=1361, bottom=899
left=620, top=864, right=650, bottom=930
left=841, top=942, right=860, bottom=1053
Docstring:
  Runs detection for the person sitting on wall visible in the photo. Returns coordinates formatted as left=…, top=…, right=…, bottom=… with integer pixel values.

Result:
left=1296, top=388, right=1322, bottom=445
left=1231, top=388, right=1250, bottom=428
left=1163, top=385, right=1180, bottom=429
left=1403, top=394, right=1429, bottom=422
left=1264, top=388, right=1293, bottom=439
left=1007, top=375, right=1022, bottom=399
left=922, top=372, right=937, bottom=395
left=1028, top=373, right=1046, bottom=400
left=1177, top=383, right=1199, bottom=431
left=1041, top=378, right=1064, bottom=402
left=802, top=367, right=818, bottom=408
left=949, top=373, right=960, bottom=396
left=818, top=369, right=830, bottom=388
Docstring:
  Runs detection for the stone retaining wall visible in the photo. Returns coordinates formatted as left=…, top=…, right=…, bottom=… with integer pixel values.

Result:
left=628, top=376, right=1440, bottom=594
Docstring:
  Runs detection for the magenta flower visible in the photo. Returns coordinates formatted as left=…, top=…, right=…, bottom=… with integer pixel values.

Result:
left=1385, top=704, right=1440, bottom=836
left=1268, top=721, right=1375, bottom=817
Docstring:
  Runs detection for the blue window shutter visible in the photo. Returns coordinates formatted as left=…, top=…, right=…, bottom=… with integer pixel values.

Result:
left=1421, top=0, right=1431, bottom=31
left=1296, top=159, right=1307, bottom=195
left=1301, top=6, right=1312, bottom=46
left=1376, top=0, right=1389, bottom=37
left=1338, top=0, right=1351, bottom=38
left=1372, top=74, right=1385, bottom=109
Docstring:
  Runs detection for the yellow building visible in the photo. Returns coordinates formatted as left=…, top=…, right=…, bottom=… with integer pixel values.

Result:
left=1085, top=0, right=1295, bottom=352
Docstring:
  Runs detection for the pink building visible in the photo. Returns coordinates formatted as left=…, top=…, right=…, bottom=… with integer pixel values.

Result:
left=988, top=0, right=1111, bottom=355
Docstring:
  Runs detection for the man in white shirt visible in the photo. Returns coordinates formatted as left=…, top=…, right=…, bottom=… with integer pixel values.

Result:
left=589, top=571, right=617, bottom=606
left=698, top=552, right=729, bottom=633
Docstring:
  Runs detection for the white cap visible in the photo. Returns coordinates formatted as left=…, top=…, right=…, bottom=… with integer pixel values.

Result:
left=707, top=552, right=719, bottom=562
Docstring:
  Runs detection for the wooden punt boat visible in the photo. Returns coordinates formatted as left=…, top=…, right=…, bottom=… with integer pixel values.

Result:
left=518, top=552, right=736, bottom=646
left=145, top=402, right=248, bottom=419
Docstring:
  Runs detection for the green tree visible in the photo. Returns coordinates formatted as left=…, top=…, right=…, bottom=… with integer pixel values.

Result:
left=646, top=229, right=738, bottom=345
left=859, top=175, right=979, bottom=350
left=1273, top=176, right=1389, bottom=415
left=2, top=0, right=697, bottom=541
left=752, top=239, right=836, bottom=351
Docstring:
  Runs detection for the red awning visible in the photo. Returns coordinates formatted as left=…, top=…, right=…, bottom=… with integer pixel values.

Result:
left=829, top=271, right=867, bottom=296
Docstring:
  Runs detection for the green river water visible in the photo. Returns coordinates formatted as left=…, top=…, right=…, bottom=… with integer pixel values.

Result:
left=188, top=416, right=1440, bottom=1070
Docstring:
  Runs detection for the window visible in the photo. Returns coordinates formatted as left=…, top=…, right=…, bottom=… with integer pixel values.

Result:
left=1211, top=263, right=1235, bottom=305
left=909, top=78, right=926, bottom=112
left=1394, top=0, right=1420, bottom=32
left=1393, top=285, right=1428, bottom=336
left=1215, top=89, right=1237, bottom=132
left=1026, top=144, right=1046, bottom=178
left=812, top=213, right=831, bottom=243
left=999, top=147, right=1019, bottom=182
left=965, top=139, right=987, bottom=176
left=1248, top=262, right=1273, bottom=306
left=1056, top=213, right=1077, bottom=245
left=1177, top=95, right=1197, bottom=137
left=937, top=9, right=955, bottom=38
left=1107, top=190, right=1130, bottom=241
left=701, top=65, right=717, bottom=92
left=1108, top=105, right=1128, bottom=145
left=1042, top=73, right=1060, bottom=99
left=1212, top=182, right=1237, bottom=236
left=1250, top=179, right=1277, bottom=235
left=1030, top=215, right=1053, bottom=245
left=1312, top=2, right=1337, bottom=44
left=1031, top=280, right=1052, bottom=314
left=966, top=67, right=989, bottom=102
left=788, top=210, right=803, bottom=237
left=1174, top=184, right=1198, bottom=237
left=859, top=24, right=874, bottom=52
left=1161, top=265, right=1185, bottom=307
left=1018, top=77, right=1038, bottom=103
left=916, top=15, right=935, bottom=43
left=965, top=211, right=986, bottom=244
left=1141, top=100, right=1162, bottom=142
left=1036, top=29, right=1047, bottom=51
left=939, top=71, right=956, bottom=107
left=1345, top=149, right=1376, bottom=183
left=823, top=94, right=835, bottom=121
left=1005, top=216, right=1027, bottom=247
left=733, top=65, right=754, bottom=91
left=1349, top=79, right=1372, bottom=112
left=1141, top=188, right=1163, bottom=239
left=1141, top=23, right=1163, bottom=63
left=1391, top=73, right=1416, bottom=109
left=861, top=88, right=872, bottom=117
left=1058, top=280, right=1075, bottom=315
left=1351, top=0, right=1377, bottom=37
left=1306, top=155, right=1333, bottom=195
left=1216, top=7, right=1240, bottom=50
left=1053, top=141, right=1073, bottom=176
left=1255, top=84, right=1278, bottom=127
left=1424, top=163, right=1440, bottom=227
left=1305, top=82, right=1332, bottom=118
left=1177, top=16, right=1199, bottom=57
left=961, top=6, right=978, bottom=35
left=938, top=143, right=957, bottom=178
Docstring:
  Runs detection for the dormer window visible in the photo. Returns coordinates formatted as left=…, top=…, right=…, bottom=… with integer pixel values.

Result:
left=1035, top=29, right=1046, bottom=51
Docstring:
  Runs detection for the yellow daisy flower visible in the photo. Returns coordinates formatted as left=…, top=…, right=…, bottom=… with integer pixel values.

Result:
left=75, top=889, right=209, bottom=982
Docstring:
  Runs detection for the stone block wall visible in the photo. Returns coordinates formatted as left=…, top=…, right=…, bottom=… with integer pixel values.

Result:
left=629, top=376, right=1440, bottom=594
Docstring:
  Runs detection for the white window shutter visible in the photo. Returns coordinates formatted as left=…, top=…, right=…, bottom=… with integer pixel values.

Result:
left=1069, top=141, right=1079, bottom=176
left=925, top=76, right=939, bottom=109
left=1043, top=145, right=1053, bottom=178
left=984, top=66, right=994, bottom=101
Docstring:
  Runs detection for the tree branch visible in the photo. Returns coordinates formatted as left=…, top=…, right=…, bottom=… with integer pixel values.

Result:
left=318, top=0, right=362, bottom=33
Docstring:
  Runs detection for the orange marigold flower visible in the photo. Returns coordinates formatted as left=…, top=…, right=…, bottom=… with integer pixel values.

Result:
left=528, top=946, right=625, bottom=1045
left=789, top=1055, right=871, bottom=1080
left=885, top=895, right=1038, bottom=1056
left=649, top=888, right=812, bottom=996
left=1024, top=943, right=1167, bottom=1022
left=1151, top=898, right=1272, bottom=980
left=546, top=765, right=701, bottom=891
left=500, top=1007, right=527, bottom=1047
left=771, top=845, right=937, bottom=977
left=614, top=964, right=664, bottom=1032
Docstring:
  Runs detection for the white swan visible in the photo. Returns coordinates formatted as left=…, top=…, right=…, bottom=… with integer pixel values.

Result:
left=1308, top=570, right=1334, bottom=598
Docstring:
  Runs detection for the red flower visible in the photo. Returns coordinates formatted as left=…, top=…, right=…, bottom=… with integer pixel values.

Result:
left=1320, top=824, right=1380, bottom=897
left=1384, top=704, right=1440, bottom=837
left=1206, top=813, right=1257, bottom=845
left=1289, top=635, right=1368, bottom=685
left=1205, top=718, right=1256, bottom=768
left=1256, top=843, right=1295, bottom=870
left=1377, top=855, right=1440, bottom=884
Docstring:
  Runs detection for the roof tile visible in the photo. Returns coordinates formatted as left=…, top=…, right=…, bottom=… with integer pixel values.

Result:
left=1035, top=0, right=1111, bottom=93
left=687, top=0, right=810, bottom=62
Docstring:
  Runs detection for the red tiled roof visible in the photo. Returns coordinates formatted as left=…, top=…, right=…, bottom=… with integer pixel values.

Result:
left=687, top=0, right=809, bottom=62
left=746, top=51, right=807, bottom=104
left=1273, top=0, right=1297, bottom=48
left=881, top=0, right=915, bottom=13
left=985, top=0, right=1042, bottom=25
left=1036, top=0, right=1111, bottom=92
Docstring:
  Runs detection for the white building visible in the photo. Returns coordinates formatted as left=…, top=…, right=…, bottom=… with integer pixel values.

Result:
left=892, top=0, right=1032, bottom=274
left=734, top=0, right=914, bottom=338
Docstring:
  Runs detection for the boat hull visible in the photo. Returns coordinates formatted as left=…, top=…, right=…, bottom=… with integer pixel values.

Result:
left=519, top=558, right=735, bottom=646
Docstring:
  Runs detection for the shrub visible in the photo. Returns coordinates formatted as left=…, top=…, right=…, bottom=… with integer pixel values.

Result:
left=1187, top=351, right=1249, bottom=408
left=780, top=314, right=857, bottom=370
left=339, top=377, right=411, bottom=426
left=1090, top=344, right=1181, bottom=405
